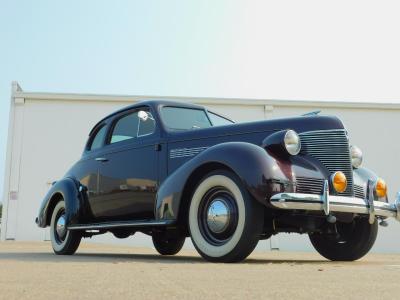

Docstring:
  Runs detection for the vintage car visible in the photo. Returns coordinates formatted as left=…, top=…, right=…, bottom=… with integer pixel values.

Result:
left=36, top=100, right=400, bottom=262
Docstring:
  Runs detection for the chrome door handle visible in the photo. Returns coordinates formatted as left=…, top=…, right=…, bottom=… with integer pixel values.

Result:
left=95, top=157, right=109, bottom=162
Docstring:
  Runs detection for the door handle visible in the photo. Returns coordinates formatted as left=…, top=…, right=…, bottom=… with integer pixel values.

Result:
left=95, top=157, right=109, bottom=162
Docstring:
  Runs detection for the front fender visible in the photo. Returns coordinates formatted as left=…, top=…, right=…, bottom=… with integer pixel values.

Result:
left=36, top=177, right=84, bottom=227
left=353, top=167, right=379, bottom=184
left=353, top=167, right=388, bottom=202
left=155, top=142, right=316, bottom=221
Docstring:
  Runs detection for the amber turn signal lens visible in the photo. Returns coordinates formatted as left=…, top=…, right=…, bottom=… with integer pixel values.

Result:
left=331, top=171, right=347, bottom=193
left=375, top=178, right=387, bottom=198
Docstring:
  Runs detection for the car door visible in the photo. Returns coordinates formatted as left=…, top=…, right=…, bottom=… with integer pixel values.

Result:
left=91, top=107, right=159, bottom=221
left=67, top=123, right=109, bottom=222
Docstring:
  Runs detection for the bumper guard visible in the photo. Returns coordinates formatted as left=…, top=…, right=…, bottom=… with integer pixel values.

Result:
left=270, top=180, right=400, bottom=223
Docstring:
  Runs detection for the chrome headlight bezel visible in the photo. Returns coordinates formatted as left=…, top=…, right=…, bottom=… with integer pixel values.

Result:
left=350, top=145, right=363, bottom=168
left=284, top=130, right=301, bottom=156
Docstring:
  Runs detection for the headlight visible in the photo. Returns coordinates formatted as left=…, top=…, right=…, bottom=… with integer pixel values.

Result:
left=284, top=130, right=301, bottom=155
left=350, top=145, right=363, bottom=168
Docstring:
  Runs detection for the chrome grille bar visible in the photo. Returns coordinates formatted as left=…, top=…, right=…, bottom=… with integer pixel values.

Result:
left=354, top=184, right=366, bottom=199
left=295, top=177, right=324, bottom=194
left=299, top=129, right=354, bottom=196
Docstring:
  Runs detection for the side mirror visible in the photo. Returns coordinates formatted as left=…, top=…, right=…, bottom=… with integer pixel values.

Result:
left=138, top=110, right=149, bottom=121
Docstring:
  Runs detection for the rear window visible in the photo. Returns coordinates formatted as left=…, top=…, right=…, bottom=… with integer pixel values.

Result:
left=161, top=107, right=212, bottom=130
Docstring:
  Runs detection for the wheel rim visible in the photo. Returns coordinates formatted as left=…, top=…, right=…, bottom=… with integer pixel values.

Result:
left=54, top=209, right=68, bottom=244
left=198, top=187, right=238, bottom=245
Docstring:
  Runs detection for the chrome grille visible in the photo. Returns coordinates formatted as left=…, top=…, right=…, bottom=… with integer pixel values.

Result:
left=354, top=184, right=365, bottom=199
left=299, top=129, right=354, bottom=196
left=296, top=177, right=324, bottom=195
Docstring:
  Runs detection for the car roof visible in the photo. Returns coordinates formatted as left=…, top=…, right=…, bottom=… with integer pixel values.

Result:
left=119, top=99, right=205, bottom=112
left=89, top=100, right=206, bottom=135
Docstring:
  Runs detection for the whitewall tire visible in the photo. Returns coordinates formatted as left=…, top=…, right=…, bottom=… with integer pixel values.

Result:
left=50, top=201, right=81, bottom=255
left=189, top=170, right=264, bottom=262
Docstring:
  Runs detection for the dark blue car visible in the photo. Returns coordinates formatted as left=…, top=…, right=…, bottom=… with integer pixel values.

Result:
left=36, top=100, right=400, bottom=262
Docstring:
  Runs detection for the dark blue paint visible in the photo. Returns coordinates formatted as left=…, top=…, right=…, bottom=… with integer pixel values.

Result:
left=36, top=100, right=374, bottom=230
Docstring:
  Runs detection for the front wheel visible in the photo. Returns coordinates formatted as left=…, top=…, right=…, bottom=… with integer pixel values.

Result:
left=189, top=170, right=264, bottom=263
left=50, top=201, right=81, bottom=255
left=309, top=218, right=378, bottom=261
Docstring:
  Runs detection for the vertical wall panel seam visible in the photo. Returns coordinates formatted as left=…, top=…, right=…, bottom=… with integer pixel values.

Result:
left=1, top=90, right=17, bottom=240
left=14, top=103, right=26, bottom=240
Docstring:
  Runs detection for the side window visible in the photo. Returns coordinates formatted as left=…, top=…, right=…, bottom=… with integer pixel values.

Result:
left=89, top=125, right=107, bottom=151
left=110, top=109, right=155, bottom=144
left=110, top=112, right=139, bottom=144
left=138, top=111, right=155, bottom=136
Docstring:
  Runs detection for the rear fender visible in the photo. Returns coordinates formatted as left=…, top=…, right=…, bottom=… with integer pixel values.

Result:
left=36, top=177, right=86, bottom=227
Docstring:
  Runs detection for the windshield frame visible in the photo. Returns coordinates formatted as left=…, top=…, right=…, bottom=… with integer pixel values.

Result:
left=207, top=110, right=235, bottom=126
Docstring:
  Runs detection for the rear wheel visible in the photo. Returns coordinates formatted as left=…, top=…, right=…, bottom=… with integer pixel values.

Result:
left=188, top=170, right=264, bottom=263
left=309, top=218, right=378, bottom=261
left=152, top=234, right=185, bottom=255
left=50, top=201, right=81, bottom=255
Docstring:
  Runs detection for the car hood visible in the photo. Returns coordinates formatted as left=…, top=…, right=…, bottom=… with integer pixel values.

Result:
left=166, top=115, right=345, bottom=142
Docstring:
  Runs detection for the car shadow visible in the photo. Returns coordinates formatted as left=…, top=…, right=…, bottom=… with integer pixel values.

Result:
left=77, top=252, right=332, bottom=264
left=0, top=251, right=334, bottom=265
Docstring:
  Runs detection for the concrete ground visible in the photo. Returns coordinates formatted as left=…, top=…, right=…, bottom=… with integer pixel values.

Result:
left=0, top=242, right=399, bottom=300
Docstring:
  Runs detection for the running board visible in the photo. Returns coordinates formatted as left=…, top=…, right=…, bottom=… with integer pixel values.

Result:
left=67, top=219, right=175, bottom=231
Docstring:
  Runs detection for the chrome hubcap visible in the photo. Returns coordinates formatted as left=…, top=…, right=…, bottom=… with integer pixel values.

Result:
left=199, top=187, right=238, bottom=245
left=206, top=199, right=230, bottom=234
left=56, top=214, right=67, bottom=238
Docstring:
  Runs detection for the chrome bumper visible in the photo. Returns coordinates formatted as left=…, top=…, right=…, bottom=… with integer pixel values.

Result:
left=270, top=181, right=400, bottom=223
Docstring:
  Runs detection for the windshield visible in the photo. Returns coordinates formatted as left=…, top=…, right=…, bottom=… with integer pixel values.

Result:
left=160, top=107, right=212, bottom=130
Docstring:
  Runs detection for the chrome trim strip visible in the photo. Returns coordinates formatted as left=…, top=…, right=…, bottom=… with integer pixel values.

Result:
left=299, top=129, right=348, bottom=134
left=68, top=220, right=175, bottom=230
left=270, top=192, right=398, bottom=219
left=170, top=146, right=209, bottom=158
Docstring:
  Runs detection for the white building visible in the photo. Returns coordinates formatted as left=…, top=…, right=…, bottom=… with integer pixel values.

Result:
left=1, top=82, right=400, bottom=252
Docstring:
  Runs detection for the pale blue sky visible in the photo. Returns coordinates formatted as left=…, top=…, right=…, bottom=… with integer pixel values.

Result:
left=1, top=0, right=400, bottom=202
